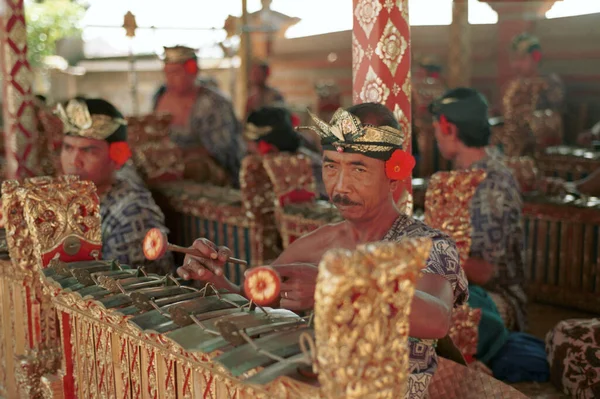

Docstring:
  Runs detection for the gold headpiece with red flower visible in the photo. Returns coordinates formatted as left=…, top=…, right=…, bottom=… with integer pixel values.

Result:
left=54, top=99, right=132, bottom=168
left=303, top=108, right=414, bottom=180
left=162, top=46, right=197, bottom=64
left=54, top=100, right=127, bottom=141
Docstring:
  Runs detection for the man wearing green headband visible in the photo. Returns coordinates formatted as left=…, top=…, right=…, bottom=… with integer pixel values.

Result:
left=177, top=103, right=469, bottom=398
left=430, top=88, right=527, bottom=330
left=58, top=98, right=173, bottom=274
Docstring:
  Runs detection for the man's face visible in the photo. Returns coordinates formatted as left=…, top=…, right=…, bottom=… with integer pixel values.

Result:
left=250, top=65, right=267, bottom=86
left=322, top=150, right=394, bottom=222
left=164, top=63, right=196, bottom=94
left=433, top=120, right=459, bottom=161
left=60, top=136, right=115, bottom=187
left=510, top=54, right=536, bottom=77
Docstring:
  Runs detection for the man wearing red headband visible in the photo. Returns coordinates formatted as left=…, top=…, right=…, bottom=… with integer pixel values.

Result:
left=178, top=103, right=468, bottom=398
left=58, top=98, right=172, bottom=274
left=246, top=60, right=285, bottom=117
left=154, top=46, right=244, bottom=187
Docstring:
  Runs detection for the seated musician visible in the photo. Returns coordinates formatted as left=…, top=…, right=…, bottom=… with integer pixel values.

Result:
left=178, top=103, right=469, bottom=398
left=500, top=33, right=565, bottom=156
left=57, top=98, right=173, bottom=274
left=246, top=60, right=285, bottom=118
left=430, top=88, right=551, bottom=382
left=245, top=106, right=326, bottom=198
left=430, top=88, right=527, bottom=331
left=153, top=45, right=244, bottom=187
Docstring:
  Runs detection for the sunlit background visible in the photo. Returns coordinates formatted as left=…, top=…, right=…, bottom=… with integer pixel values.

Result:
left=32, top=0, right=600, bottom=58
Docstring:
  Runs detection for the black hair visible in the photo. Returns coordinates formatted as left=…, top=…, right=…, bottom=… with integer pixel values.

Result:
left=434, top=88, right=491, bottom=148
left=346, top=102, right=400, bottom=130
left=247, top=107, right=300, bottom=153
left=81, top=98, right=127, bottom=143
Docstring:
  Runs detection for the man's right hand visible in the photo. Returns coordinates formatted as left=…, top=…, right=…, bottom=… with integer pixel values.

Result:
left=176, top=238, right=232, bottom=287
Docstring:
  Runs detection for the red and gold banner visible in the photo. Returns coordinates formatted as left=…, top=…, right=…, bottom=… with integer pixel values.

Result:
left=352, top=0, right=413, bottom=213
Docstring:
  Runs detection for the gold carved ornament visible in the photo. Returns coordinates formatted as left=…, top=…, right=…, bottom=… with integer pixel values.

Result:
left=18, top=177, right=101, bottom=262
left=314, top=238, right=431, bottom=398
left=424, top=169, right=487, bottom=265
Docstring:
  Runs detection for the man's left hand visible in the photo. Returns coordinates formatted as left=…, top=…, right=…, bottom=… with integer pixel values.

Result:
left=272, top=264, right=318, bottom=311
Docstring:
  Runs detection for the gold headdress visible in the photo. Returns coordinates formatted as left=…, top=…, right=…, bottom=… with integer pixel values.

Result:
left=243, top=123, right=273, bottom=141
left=54, top=100, right=127, bottom=141
left=512, top=33, right=541, bottom=55
left=303, top=108, right=405, bottom=159
left=162, top=46, right=197, bottom=64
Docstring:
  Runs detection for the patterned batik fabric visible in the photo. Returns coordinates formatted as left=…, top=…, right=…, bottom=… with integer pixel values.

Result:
left=163, top=85, right=245, bottom=185
left=383, top=215, right=469, bottom=399
left=469, top=148, right=528, bottom=332
left=100, top=177, right=173, bottom=275
left=546, top=318, right=600, bottom=399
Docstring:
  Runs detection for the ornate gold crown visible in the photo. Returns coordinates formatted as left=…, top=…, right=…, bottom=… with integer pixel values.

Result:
left=163, top=46, right=197, bottom=64
left=243, top=123, right=273, bottom=141
left=512, top=34, right=540, bottom=55
left=54, top=100, right=126, bottom=141
left=303, top=108, right=404, bottom=154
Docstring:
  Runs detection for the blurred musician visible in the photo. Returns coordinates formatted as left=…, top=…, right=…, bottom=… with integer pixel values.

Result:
left=178, top=103, right=468, bottom=398
left=153, top=46, right=244, bottom=187
left=497, top=33, right=565, bottom=156
left=246, top=59, right=285, bottom=117
left=244, top=106, right=326, bottom=198
left=57, top=98, right=173, bottom=274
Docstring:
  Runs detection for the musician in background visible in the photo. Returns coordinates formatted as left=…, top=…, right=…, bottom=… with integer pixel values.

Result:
left=244, top=106, right=326, bottom=198
left=246, top=60, right=285, bottom=117
left=57, top=98, right=173, bottom=274
left=178, top=103, right=468, bottom=398
left=153, top=46, right=244, bottom=187
left=430, top=88, right=550, bottom=383
left=412, top=56, right=447, bottom=176
left=496, top=33, right=565, bottom=156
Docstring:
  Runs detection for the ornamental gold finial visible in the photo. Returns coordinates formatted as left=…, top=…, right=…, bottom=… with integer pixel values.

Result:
left=123, top=11, right=137, bottom=38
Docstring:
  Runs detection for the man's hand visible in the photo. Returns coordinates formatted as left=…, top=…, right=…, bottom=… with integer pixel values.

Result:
left=176, top=238, right=232, bottom=286
left=272, top=264, right=319, bottom=311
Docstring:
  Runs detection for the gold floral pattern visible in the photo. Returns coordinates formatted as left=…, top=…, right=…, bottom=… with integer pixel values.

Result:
left=354, top=0, right=383, bottom=38
left=375, top=19, right=408, bottom=76
left=352, top=36, right=364, bottom=82
left=360, top=66, right=391, bottom=104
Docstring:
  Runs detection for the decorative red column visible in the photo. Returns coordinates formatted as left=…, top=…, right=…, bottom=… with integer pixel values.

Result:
left=0, top=0, right=39, bottom=178
left=352, top=0, right=412, bottom=213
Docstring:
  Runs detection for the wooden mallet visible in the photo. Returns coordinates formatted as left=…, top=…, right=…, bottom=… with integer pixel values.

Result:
left=143, top=228, right=247, bottom=276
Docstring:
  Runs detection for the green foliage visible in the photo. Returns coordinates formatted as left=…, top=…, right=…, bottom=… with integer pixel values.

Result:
left=25, top=0, right=86, bottom=66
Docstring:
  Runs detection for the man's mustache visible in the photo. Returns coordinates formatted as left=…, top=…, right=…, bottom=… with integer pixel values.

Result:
left=332, top=194, right=360, bottom=206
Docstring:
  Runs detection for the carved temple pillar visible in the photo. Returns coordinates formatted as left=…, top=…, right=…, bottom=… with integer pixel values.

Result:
left=448, top=0, right=471, bottom=88
left=481, top=0, right=557, bottom=102
left=0, top=0, right=39, bottom=178
left=352, top=0, right=412, bottom=213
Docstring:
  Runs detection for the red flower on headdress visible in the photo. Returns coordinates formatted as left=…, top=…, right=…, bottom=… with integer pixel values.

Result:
left=385, top=149, right=415, bottom=181
left=109, top=142, right=132, bottom=167
left=291, top=113, right=301, bottom=128
left=531, top=49, right=542, bottom=63
left=257, top=140, right=277, bottom=155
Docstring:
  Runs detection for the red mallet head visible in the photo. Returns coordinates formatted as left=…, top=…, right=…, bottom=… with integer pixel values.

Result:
left=143, top=228, right=168, bottom=261
left=244, top=266, right=281, bottom=306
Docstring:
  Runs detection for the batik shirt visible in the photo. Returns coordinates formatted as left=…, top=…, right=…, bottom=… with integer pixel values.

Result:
left=383, top=215, right=468, bottom=399
left=154, top=85, right=245, bottom=186
left=100, top=177, right=173, bottom=275
left=470, top=147, right=527, bottom=331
